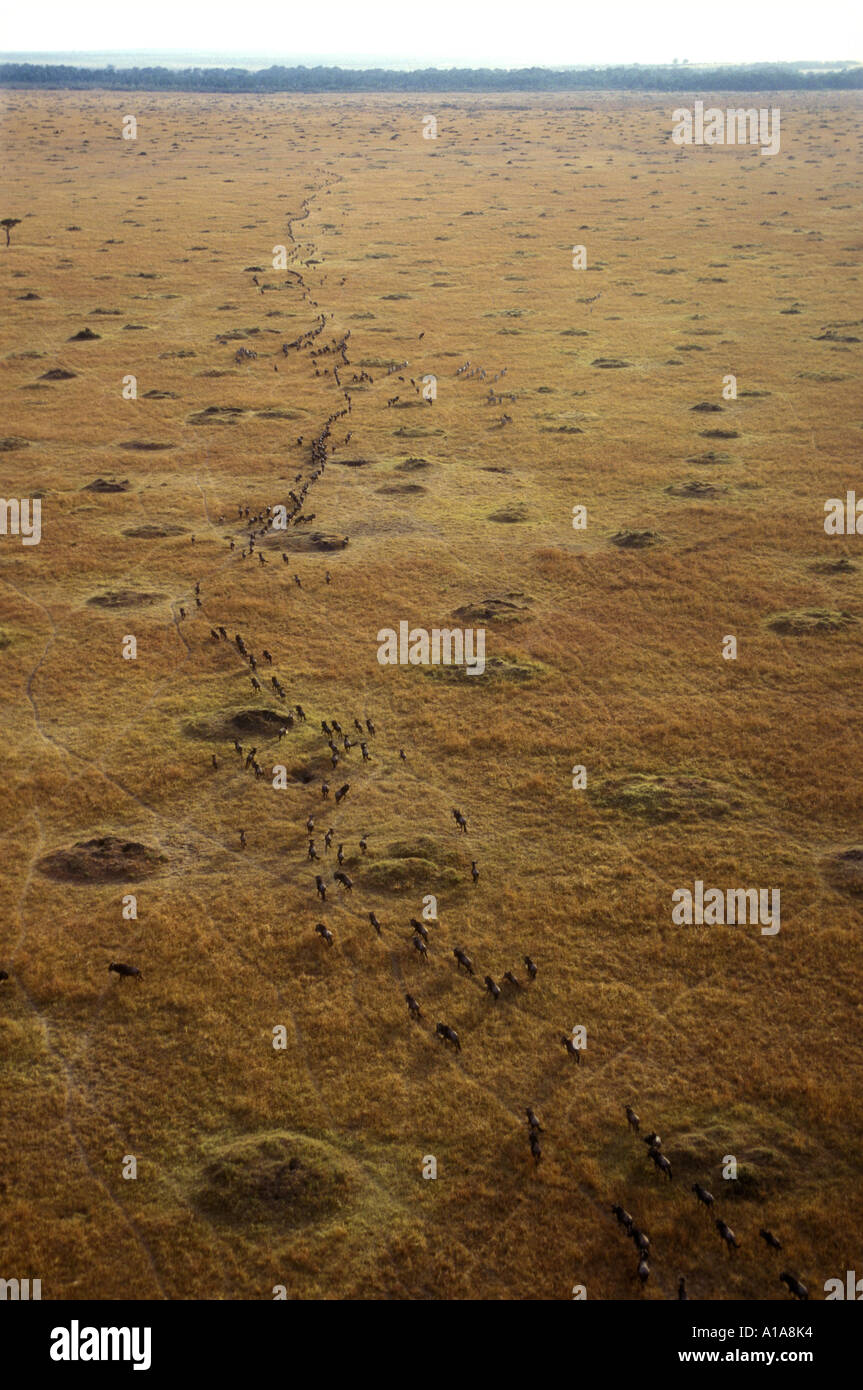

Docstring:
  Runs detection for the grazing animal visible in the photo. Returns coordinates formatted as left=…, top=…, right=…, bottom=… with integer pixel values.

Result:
left=526, top=1108, right=543, bottom=1132
left=239, top=828, right=247, bottom=849
left=560, top=1034, right=580, bottom=1062
left=637, top=1258, right=650, bottom=1288
left=524, top=955, right=537, bottom=981
left=308, top=841, right=318, bottom=861
left=295, top=705, right=306, bottom=721
left=651, top=1150, right=672, bottom=1181
left=334, top=783, right=350, bottom=804
left=529, top=1131, right=542, bottom=1166
left=484, top=974, right=500, bottom=1002
left=453, top=947, right=474, bottom=975
left=109, top=962, right=142, bottom=982
left=435, top=1022, right=461, bottom=1053
left=324, top=829, right=334, bottom=850
left=471, top=861, right=479, bottom=885
left=412, top=934, right=429, bottom=963
left=411, top=919, right=429, bottom=943
left=625, top=1105, right=640, bottom=1133
left=716, top=1219, right=739, bottom=1252
left=365, top=718, right=375, bottom=736
left=678, top=1276, right=688, bottom=1301
left=306, top=815, right=315, bottom=834
left=503, top=970, right=521, bottom=989
left=779, top=1271, right=808, bottom=1301
left=630, top=1226, right=650, bottom=1255
left=369, top=911, right=382, bottom=935
left=692, top=1182, right=714, bottom=1209
left=337, top=843, right=345, bottom=865
left=315, top=875, right=327, bottom=902
left=405, top=992, right=422, bottom=1020
left=760, top=1228, right=783, bottom=1252
left=642, top=1132, right=661, bottom=1149
left=315, top=922, right=333, bottom=947
left=611, top=1204, right=633, bottom=1231
left=334, top=871, right=353, bottom=891
left=321, top=783, right=329, bottom=799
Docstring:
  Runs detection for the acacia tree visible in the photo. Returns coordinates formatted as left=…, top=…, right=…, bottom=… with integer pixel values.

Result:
left=1, top=218, right=21, bottom=246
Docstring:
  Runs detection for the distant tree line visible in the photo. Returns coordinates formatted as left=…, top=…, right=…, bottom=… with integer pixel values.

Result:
left=0, top=62, right=861, bottom=92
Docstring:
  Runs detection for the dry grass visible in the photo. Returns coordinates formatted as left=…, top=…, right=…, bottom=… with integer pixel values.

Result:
left=0, top=90, right=861, bottom=1300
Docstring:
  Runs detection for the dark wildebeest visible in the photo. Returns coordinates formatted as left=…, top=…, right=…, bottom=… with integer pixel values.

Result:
left=405, top=993, right=422, bottom=1020
left=315, top=922, right=333, bottom=947
left=529, top=1131, right=542, bottom=1166
left=560, top=1034, right=581, bottom=1063
left=365, top=718, right=375, bottom=736
left=650, top=1149, right=672, bottom=1181
left=109, top=962, right=142, bottom=983
left=334, top=871, right=353, bottom=892
left=637, top=1258, right=650, bottom=1289
left=411, top=920, right=429, bottom=943
left=642, top=1132, right=661, bottom=1150
left=611, top=1204, right=633, bottom=1232
left=716, top=1219, right=739, bottom=1252
left=334, top=784, right=350, bottom=804
left=436, top=1022, right=461, bottom=1053
left=779, top=1272, right=808, bottom=1301
left=315, top=875, right=327, bottom=902
left=471, top=861, right=479, bottom=885
left=453, top=947, right=474, bottom=975
left=295, top=705, right=307, bottom=721
left=524, top=955, right=537, bottom=981
left=692, top=1183, right=715, bottom=1210
left=412, top=934, right=429, bottom=963
left=760, top=1228, right=782, bottom=1252
left=306, top=815, right=315, bottom=835
left=503, top=970, right=521, bottom=989
left=369, top=911, right=382, bottom=935
left=625, top=1105, right=640, bottom=1133
left=526, top=1108, right=543, bottom=1132
left=337, top=843, right=345, bottom=865
left=484, top=974, right=500, bottom=1002
left=630, top=1227, right=650, bottom=1256
left=324, top=829, right=334, bottom=850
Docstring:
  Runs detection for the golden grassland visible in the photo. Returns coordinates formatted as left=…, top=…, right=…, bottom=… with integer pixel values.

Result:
left=0, top=90, right=861, bottom=1300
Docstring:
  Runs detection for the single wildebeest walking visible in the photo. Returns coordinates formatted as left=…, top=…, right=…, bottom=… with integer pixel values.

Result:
left=484, top=974, right=500, bottom=1002
left=625, top=1105, right=640, bottom=1134
left=524, top=955, right=537, bottom=981
left=529, top=1131, right=542, bottom=1166
left=611, top=1204, right=632, bottom=1232
left=760, top=1228, right=782, bottom=1252
left=692, top=1182, right=714, bottom=1210
left=453, top=947, right=474, bottom=975
left=526, top=1108, right=543, bottom=1133
left=779, top=1272, right=808, bottom=1301
left=334, top=871, right=353, bottom=892
left=315, top=922, right=333, bottom=947
left=436, top=1021, right=461, bottom=1053
left=109, top=962, right=142, bottom=983
left=411, top=934, right=429, bottom=963
left=560, top=1034, right=580, bottom=1063
left=716, top=1219, right=739, bottom=1252
left=334, top=783, right=350, bottom=804
left=315, top=875, right=327, bottom=902
left=406, top=992, right=422, bottom=1020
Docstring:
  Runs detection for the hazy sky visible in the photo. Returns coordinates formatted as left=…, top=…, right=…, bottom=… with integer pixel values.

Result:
left=2, top=0, right=859, bottom=67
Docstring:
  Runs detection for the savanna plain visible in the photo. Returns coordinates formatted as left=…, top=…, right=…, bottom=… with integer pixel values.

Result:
left=0, top=90, right=861, bottom=1300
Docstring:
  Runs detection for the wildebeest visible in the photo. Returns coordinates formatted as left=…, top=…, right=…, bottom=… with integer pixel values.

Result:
left=405, top=992, right=422, bottom=1020
left=560, top=1034, right=581, bottom=1063
left=315, top=875, right=327, bottom=902
left=436, top=1021, right=461, bottom=1052
left=524, top=955, right=537, bottom=981
left=526, top=1108, right=543, bottom=1132
left=529, top=1131, right=542, bottom=1166
left=411, top=919, right=429, bottom=943
left=637, top=1258, right=650, bottom=1288
left=453, top=947, right=474, bottom=975
left=779, top=1271, right=808, bottom=1301
left=760, top=1228, right=782, bottom=1252
left=716, top=1219, right=739, bottom=1252
left=630, top=1226, right=650, bottom=1255
left=484, top=974, right=500, bottom=1001
left=411, top=934, right=429, bottom=963
left=625, top=1105, right=640, bottom=1133
left=334, top=871, right=353, bottom=892
left=471, top=860, right=479, bottom=885
left=369, top=911, right=381, bottom=935
left=650, top=1149, right=672, bottom=1181
left=503, top=970, right=521, bottom=989
left=109, top=962, right=142, bottom=982
left=692, top=1182, right=714, bottom=1209
left=315, top=922, right=333, bottom=947
left=611, top=1204, right=632, bottom=1231
left=334, top=783, right=350, bottom=804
